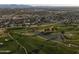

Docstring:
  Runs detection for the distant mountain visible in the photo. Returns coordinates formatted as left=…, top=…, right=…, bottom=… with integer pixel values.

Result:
left=0, top=4, right=32, bottom=8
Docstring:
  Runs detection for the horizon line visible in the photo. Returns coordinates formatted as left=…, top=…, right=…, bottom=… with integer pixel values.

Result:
left=0, top=4, right=78, bottom=7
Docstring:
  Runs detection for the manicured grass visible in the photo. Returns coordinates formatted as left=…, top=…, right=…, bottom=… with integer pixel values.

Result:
left=9, top=31, right=79, bottom=54
left=0, top=36, right=19, bottom=53
left=1, top=23, right=79, bottom=54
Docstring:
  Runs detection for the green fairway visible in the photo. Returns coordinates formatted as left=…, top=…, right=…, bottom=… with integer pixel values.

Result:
left=0, top=23, right=79, bottom=54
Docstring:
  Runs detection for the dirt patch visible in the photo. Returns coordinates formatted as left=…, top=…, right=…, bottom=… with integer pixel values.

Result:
left=0, top=28, right=8, bottom=37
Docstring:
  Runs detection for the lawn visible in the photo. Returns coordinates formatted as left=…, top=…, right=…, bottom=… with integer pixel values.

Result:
left=0, top=23, right=79, bottom=54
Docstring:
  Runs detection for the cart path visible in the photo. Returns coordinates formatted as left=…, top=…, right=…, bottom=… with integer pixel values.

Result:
left=37, top=32, right=79, bottom=48
left=7, top=33, right=28, bottom=54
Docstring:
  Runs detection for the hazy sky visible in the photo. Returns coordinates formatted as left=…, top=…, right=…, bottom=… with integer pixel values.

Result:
left=0, top=0, right=79, bottom=6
